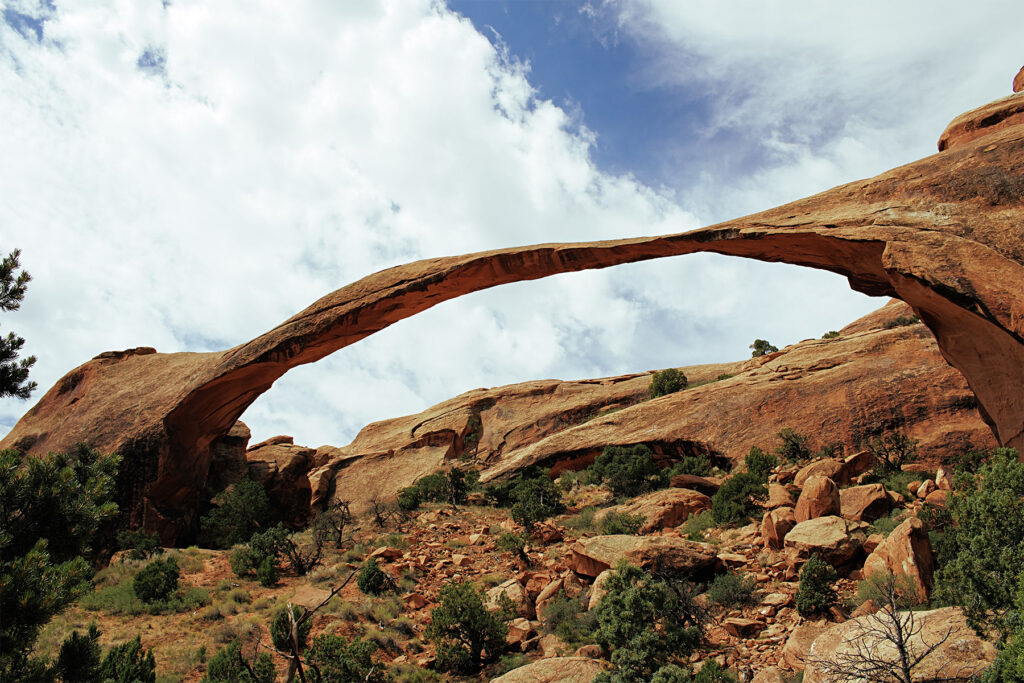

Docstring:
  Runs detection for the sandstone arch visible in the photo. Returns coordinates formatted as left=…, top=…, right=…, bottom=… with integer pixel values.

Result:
left=3, top=89, right=1023, bottom=541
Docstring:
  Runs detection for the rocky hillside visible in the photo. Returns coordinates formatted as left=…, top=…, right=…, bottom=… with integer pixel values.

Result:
left=224, top=300, right=994, bottom=520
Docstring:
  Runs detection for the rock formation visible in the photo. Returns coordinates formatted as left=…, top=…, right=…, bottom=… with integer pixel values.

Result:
left=3, top=86, right=1023, bottom=542
left=1015, top=66, right=1024, bottom=94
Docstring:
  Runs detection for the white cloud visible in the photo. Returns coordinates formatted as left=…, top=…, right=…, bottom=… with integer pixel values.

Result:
left=2, top=0, right=967, bottom=448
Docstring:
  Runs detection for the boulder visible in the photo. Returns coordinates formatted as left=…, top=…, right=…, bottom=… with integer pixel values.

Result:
left=925, top=489, right=950, bottom=508
left=862, top=517, right=934, bottom=601
left=916, top=479, right=937, bottom=499
left=784, top=516, right=864, bottom=567
left=507, top=618, right=534, bottom=646
left=935, top=467, right=953, bottom=491
left=843, top=450, right=876, bottom=478
left=594, top=488, right=711, bottom=534
left=670, top=473, right=722, bottom=496
left=767, top=483, right=795, bottom=509
left=569, top=535, right=719, bottom=579
left=839, top=483, right=891, bottom=522
left=588, top=569, right=614, bottom=610
left=803, top=607, right=995, bottom=682
left=751, top=667, right=787, bottom=683
left=761, top=507, right=797, bottom=550
left=795, top=476, right=841, bottom=523
left=794, top=460, right=848, bottom=488
left=487, top=579, right=533, bottom=619
left=782, top=621, right=830, bottom=670
left=722, top=617, right=765, bottom=638
left=1015, top=65, right=1024, bottom=93
left=491, top=657, right=606, bottom=683
left=245, top=437, right=315, bottom=527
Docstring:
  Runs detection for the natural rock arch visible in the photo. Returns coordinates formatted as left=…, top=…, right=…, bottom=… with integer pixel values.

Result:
left=3, top=89, right=1023, bottom=541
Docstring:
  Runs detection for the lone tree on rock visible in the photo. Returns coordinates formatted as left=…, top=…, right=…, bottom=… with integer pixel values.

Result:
left=749, top=339, right=778, bottom=357
left=1, top=248, right=36, bottom=399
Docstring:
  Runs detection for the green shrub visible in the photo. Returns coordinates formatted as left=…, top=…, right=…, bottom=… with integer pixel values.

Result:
left=774, top=428, right=812, bottom=462
left=133, top=557, right=179, bottom=604
left=200, top=479, right=272, bottom=548
left=668, top=454, right=713, bottom=478
left=693, top=660, right=736, bottom=682
left=934, top=449, right=1024, bottom=637
left=306, top=633, right=387, bottom=682
left=99, top=636, right=157, bottom=683
left=868, top=511, right=903, bottom=538
left=749, top=339, right=778, bottom=357
left=53, top=624, right=102, bottom=682
left=495, top=532, right=528, bottom=558
left=795, top=554, right=837, bottom=616
left=599, top=510, right=645, bottom=535
left=509, top=474, right=564, bottom=529
left=707, top=571, right=756, bottom=606
left=588, top=444, right=668, bottom=498
left=256, top=556, right=279, bottom=587
left=117, top=529, right=162, bottom=561
left=683, top=510, right=717, bottom=540
left=426, top=581, right=508, bottom=674
left=650, top=368, right=688, bottom=398
left=563, top=506, right=597, bottom=533
left=540, top=590, right=597, bottom=646
left=822, top=330, right=840, bottom=339
left=203, top=639, right=275, bottom=683
left=716, top=373, right=734, bottom=381
left=711, top=472, right=766, bottom=526
left=495, top=653, right=530, bottom=675
left=592, top=561, right=705, bottom=681
left=949, top=447, right=1013, bottom=475
left=854, top=570, right=924, bottom=609
left=397, top=486, right=422, bottom=511
left=744, top=446, right=777, bottom=481
left=270, top=605, right=312, bottom=656
left=358, top=557, right=396, bottom=596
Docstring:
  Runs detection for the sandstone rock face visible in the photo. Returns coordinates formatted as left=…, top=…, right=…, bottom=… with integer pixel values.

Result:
left=491, top=657, right=605, bottom=683
left=670, top=473, right=722, bottom=496
left=782, top=622, right=830, bottom=670
left=588, top=569, right=614, bottom=610
left=784, top=516, right=864, bottom=567
left=839, top=483, right=891, bottom=522
left=244, top=436, right=315, bottom=527
left=204, top=420, right=251, bottom=498
left=1016, top=66, right=1024, bottom=93
left=569, top=535, right=719, bottom=579
left=593, top=488, right=711, bottom=534
left=4, top=88, right=1023, bottom=542
left=862, top=517, right=935, bottom=601
left=803, top=607, right=995, bottom=682
left=795, top=476, right=841, bottom=523
left=761, top=507, right=797, bottom=550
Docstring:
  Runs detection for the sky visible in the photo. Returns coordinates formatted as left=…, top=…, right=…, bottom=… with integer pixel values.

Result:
left=1, top=0, right=1021, bottom=448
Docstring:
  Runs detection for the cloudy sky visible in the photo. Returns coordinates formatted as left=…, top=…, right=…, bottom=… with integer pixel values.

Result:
left=1, top=0, right=1021, bottom=448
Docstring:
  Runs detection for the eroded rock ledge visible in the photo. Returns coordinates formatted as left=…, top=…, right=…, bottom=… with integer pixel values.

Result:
left=3, top=89, right=1023, bottom=541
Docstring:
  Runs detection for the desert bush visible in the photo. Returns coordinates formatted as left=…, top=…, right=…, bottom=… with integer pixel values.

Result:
left=495, top=532, right=529, bottom=562
left=271, top=604, right=312, bottom=654
left=540, top=590, right=597, bottom=646
left=563, top=506, right=597, bottom=533
left=795, top=554, right=837, bottom=617
left=822, top=330, right=840, bottom=339
left=591, top=561, right=706, bottom=681
left=683, top=510, right=717, bottom=540
left=306, top=633, right=387, bottom=682
left=508, top=472, right=564, bottom=529
left=668, top=454, right=713, bottom=478
left=866, top=432, right=919, bottom=474
left=200, top=479, right=272, bottom=548
left=884, top=314, right=920, bottom=328
left=744, top=446, right=777, bottom=482
left=495, top=653, right=530, bottom=675
left=426, top=581, right=509, bottom=674
left=256, top=556, right=279, bottom=587
left=99, top=636, right=157, bottom=683
left=708, top=571, right=756, bottom=606
left=357, top=557, right=396, bottom=595
left=53, top=624, right=102, bottom=682
left=949, top=447, right=1014, bottom=475
left=855, top=570, right=924, bottom=609
left=588, top=444, right=668, bottom=498
left=934, top=449, right=1024, bottom=637
left=599, top=510, right=645, bottom=535
left=203, top=639, right=275, bottom=683
left=774, top=428, right=812, bottom=462
left=133, top=557, right=180, bottom=603
left=868, top=511, right=903, bottom=538
left=650, top=368, right=688, bottom=398
left=711, top=472, right=767, bottom=526
left=117, top=529, right=162, bottom=561
left=749, top=339, right=778, bottom=357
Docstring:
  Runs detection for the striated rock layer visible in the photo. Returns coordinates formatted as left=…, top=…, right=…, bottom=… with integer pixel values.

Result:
left=3, top=88, right=1023, bottom=541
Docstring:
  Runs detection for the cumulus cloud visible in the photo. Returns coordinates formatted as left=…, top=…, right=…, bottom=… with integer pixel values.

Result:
left=3, top=0, right=980, bottom=447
